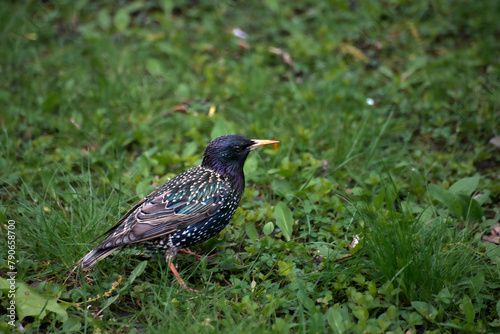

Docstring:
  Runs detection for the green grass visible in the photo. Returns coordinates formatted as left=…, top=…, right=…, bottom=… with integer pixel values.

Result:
left=1, top=0, right=500, bottom=333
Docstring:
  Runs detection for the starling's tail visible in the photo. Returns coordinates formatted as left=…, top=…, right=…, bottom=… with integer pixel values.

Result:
left=77, top=247, right=121, bottom=270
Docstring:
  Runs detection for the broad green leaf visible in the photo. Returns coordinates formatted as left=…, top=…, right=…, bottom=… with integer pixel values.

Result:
left=326, top=307, right=348, bottom=333
left=277, top=260, right=294, bottom=277
left=386, top=305, right=397, bottom=320
left=377, top=313, right=392, bottom=332
left=458, top=194, right=483, bottom=222
left=97, top=9, right=111, bottom=30
left=436, top=287, right=452, bottom=305
left=263, top=222, right=274, bottom=236
left=316, top=245, right=333, bottom=257
left=118, top=260, right=148, bottom=294
left=449, top=176, right=480, bottom=196
left=402, top=311, right=423, bottom=326
left=62, top=317, right=82, bottom=332
left=135, top=179, right=153, bottom=199
left=418, top=206, right=434, bottom=223
left=159, top=0, right=173, bottom=13
left=271, top=317, right=288, bottom=334
left=15, top=282, right=69, bottom=321
left=0, top=277, right=10, bottom=291
left=244, top=154, right=258, bottom=175
left=409, top=169, right=426, bottom=195
left=271, top=179, right=293, bottom=197
left=462, top=295, right=475, bottom=324
left=275, top=156, right=296, bottom=178
left=486, top=243, right=500, bottom=265
left=297, top=287, right=316, bottom=312
left=352, top=306, right=368, bottom=322
left=379, top=65, right=394, bottom=78
left=101, top=295, right=120, bottom=313
left=474, top=189, right=491, bottom=205
left=265, top=0, right=280, bottom=12
left=114, top=9, right=130, bottom=31
left=364, top=171, right=380, bottom=185
left=181, top=141, right=198, bottom=157
left=41, top=93, right=60, bottom=112
left=245, top=222, right=259, bottom=241
left=211, top=118, right=236, bottom=139
left=373, top=190, right=385, bottom=210
left=273, top=202, right=294, bottom=241
left=428, top=184, right=463, bottom=218
left=360, top=294, right=374, bottom=309
left=129, top=260, right=147, bottom=283
left=146, top=58, right=164, bottom=75
left=469, top=272, right=484, bottom=297
left=412, top=301, right=438, bottom=321
left=436, top=305, right=445, bottom=322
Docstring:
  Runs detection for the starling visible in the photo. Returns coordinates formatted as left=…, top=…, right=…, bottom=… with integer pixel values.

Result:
left=77, top=135, right=278, bottom=289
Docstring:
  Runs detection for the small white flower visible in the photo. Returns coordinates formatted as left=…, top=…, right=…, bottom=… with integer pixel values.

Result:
left=232, top=28, right=247, bottom=39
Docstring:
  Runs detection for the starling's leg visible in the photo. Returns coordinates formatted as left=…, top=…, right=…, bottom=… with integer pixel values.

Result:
left=168, top=262, right=188, bottom=289
left=178, top=249, right=219, bottom=262
left=165, top=247, right=197, bottom=292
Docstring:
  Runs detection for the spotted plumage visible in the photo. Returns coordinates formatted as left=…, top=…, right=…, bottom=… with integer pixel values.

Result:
left=77, top=135, right=279, bottom=283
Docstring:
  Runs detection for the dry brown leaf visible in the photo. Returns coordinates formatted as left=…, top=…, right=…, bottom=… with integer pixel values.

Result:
left=482, top=224, right=500, bottom=244
left=268, top=47, right=294, bottom=67
left=268, top=46, right=282, bottom=55
left=489, top=137, right=500, bottom=148
left=492, top=225, right=500, bottom=235
left=238, top=40, right=250, bottom=50
left=482, top=235, right=500, bottom=244
left=172, top=103, right=188, bottom=113
left=282, top=52, right=294, bottom=66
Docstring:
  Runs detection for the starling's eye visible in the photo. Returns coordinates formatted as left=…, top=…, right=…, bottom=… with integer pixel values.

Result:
left=234, top=145, right=242, bottom=152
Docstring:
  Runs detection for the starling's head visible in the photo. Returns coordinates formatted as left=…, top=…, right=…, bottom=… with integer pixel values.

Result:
left=202, top=135, right=278, bottom=189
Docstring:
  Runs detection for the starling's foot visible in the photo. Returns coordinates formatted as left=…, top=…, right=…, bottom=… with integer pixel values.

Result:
left=165, top=248, right=197, bottom=292
left=168, top=262, right=198, bottom=293
left=178, top=249, right=219, bottom=262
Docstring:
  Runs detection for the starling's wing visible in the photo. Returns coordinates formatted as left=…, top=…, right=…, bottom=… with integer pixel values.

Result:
left=90, top=168, right=233, bottom=252
left=89, top=185, right=164, bottom=243
left=77, top=186, right=166, bottom=270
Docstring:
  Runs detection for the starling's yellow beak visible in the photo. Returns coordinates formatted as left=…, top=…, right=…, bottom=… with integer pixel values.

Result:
left=249, top=139, right=279, bottom=150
